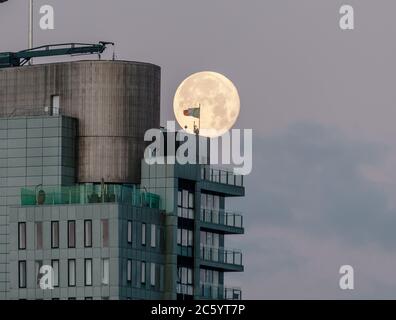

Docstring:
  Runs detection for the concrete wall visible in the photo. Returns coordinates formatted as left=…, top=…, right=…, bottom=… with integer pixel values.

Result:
left=0, top=115, right=77, bottom=299
left=8, top=203, right=167, bottom=300
left=118, top=204, right=168, bottom=300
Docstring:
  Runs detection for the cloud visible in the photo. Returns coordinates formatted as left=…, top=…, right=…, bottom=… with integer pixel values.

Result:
left=227, top=122, right=396, bottom=299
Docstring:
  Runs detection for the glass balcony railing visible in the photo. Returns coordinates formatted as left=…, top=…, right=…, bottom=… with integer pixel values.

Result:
left=201, top=166, right=244, bottom=187
left=200, top=208, right=243, bottom=229
left=200, top=246, right=243, bottom=266
left=200, top=283, right=242, bottom=300
left=20, top=184, right=160, bottom=209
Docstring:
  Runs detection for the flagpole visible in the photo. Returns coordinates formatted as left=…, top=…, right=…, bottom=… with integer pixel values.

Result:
left=199, top=104, right=201, bottom=134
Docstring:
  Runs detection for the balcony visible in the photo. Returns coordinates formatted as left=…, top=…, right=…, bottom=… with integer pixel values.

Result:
left=200, top=283, right=242, bottom=300
left=200, top=208, right=244, bottom=234
left=20, top=184, right=160, bottom=209
left=200, top=246, right=243, bottom=272
left=200, top=166, right=245, bottom=197
left=201, top=166, right=244, bottom=186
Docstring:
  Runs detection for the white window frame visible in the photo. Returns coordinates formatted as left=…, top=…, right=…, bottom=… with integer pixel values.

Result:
left=68, top=259, right=76, bottom=287
left=127, top=220, right=132, bottom=244
left=150, top=263, right=156, bottom=286
left=151, top=224, right=156, bottom=248
left=102, top=259, right=109, bottom=285
left=141, top=261, right=146, bottom=284
left=127, top=259, right=132, bottom=283
left=51, top=260, right=59, bottom=287
left=85, top=259, right=92, bottom=286
left=141, top=223, right=146, bottom=246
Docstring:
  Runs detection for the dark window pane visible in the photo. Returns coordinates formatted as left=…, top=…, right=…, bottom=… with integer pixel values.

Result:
left=127, top=260, right=132, bottom=283
left=84, top=220, right=92, bottom=247
left=101, top=219, right=109, bottom=247
left=68, top=259, right=76, bottom=286
left=18, top=223, right=26, bottom=250
left=85, top=259, right=92, bottom=286
left=18, top=261, right=26, bottom=288
left=51, top=221, right=59, bottom=248
left=51, top=260, right=59, bottom=287
left=127, top=220, right=132, bottom=244
left=68, top=221, right=75, bottom=248
left=36, top=222, right=43, bottom=250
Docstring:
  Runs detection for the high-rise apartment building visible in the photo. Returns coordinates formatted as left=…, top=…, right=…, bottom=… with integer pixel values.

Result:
left=0, top=60, right=245, bottom=300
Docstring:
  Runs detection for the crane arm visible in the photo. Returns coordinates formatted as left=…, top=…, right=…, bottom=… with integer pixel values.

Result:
left=0, top=41, right=114, bottom=68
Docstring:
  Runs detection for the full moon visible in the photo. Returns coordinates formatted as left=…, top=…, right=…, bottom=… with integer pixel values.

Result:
left=173, top=71, right=240, bottom=138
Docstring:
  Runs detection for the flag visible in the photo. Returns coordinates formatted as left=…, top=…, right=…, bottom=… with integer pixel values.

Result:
left=183, top=107, right=200, bottom=118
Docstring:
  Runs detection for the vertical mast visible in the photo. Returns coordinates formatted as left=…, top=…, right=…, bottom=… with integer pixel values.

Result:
left=29, top=0, right=33, bottom=64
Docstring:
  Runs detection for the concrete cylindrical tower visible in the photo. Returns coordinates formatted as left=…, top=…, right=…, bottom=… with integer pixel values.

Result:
left=0, top=60, right=161, bottom=184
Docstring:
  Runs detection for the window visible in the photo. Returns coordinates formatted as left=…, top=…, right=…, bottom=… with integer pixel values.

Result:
left=178, top=190, right=182, bottom=207
left=51, top=221, right=59, bottom=248
left=35, top=260, right=43, bottom=286
left=201, top=193, right=221, bottom=210
left=127, top=260, right=132, bottom=283
left=101, top=219, right=109, bottom=247
left=150, top=263, right=156, bottom=287
left=18, top=261, right=26, bottom=288
left=68, top=259, right=76, bottom=287
left=177, top=267, right=193, bottom=295
left=177, top=189, right=194, bottom=219
left=151, top=224, right=156, bottom=248
left=51, top=260, right=59, bottom=287
left=177, top=228, right=193, bottom=247
left=84, top=220, right=92, bottom=247
left=35, top=222, right=43, bottom=250
left=127, top=220, right=132, bottom=244
left=141, top=261, right=146, bottom=284
left=200, top=269, right=220, bottom=298
left=102, top=259, right=109, bottom=285
left=18, top=222, right=26, bottom=250
left=200, top=269, right=219, bottom=285
left=68, top=221, right=76, bottom=248
left=51, top=95, right=60, bottom=115
left=85, top=259, right=92, bottom=286
left=141, top=223, right=146, bottom=246
left=200, top=231, right=220, bottom=248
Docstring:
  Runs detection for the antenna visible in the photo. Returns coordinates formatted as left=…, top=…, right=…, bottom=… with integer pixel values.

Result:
left=112, top=43, right=116, bottom=60
left=29, top=0, right=33, bottom=64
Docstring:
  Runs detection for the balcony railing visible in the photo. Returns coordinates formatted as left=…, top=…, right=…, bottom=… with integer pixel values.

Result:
left=20, top=184, right=160, bottom=209
left=200, top=208, right=243, bottom=229
left=201, top=166, right=244, bottom=187
left=200, top=246, right=243, bottom=266
left=200, top=283, right=242, bottom=300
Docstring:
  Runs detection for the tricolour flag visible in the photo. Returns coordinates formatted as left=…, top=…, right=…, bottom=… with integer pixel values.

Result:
left=183, top=107, right=200, bottom=118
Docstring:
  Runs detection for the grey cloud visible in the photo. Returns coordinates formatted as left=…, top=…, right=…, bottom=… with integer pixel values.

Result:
left=226, top=122, right=396, bottom=298
left=242, top=122, right=394, bottom=248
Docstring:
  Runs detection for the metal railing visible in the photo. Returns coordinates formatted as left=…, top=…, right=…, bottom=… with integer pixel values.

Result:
left=201, top=166, right=244, bottom=187
left=200, top=246, right=243, bottom=266
left=200, top=283, right=242, bottom=300
left=200, top=208, right=243, bottom=229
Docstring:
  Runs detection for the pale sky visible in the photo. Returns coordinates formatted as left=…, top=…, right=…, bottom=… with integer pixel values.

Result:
left=2, top=0, right=396, bottom=299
